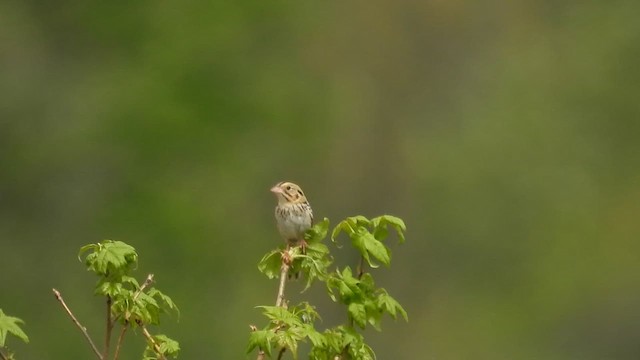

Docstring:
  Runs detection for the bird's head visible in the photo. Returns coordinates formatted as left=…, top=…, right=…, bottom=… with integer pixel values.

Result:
left=270, top=181, right=308, bottom=205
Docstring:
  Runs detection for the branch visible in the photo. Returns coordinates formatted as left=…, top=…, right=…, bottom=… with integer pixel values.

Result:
left=104, top=296, right=112, bottom=359
left=275, top=262, right=290, bottom=307
left=113, top=325, right=128, bottom=360
left=356, top=255, right=365, bottom=279
left=135, top=274, right=155, bottom=301
left=273, top=255, right=293, bottom=358
left=0, top=348, right=8, bottom=360
left=141, top=325, right=167, bottom=360
left=52, top=288, right=103, bottom=360
left=122, top=273, right=155, bottom=322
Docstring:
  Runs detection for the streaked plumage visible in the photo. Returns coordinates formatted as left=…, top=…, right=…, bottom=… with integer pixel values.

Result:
left=270, top=182, right=313, bottom=249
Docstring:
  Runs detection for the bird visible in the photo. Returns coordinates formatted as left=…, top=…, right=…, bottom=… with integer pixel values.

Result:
left=270, top=181, right=314, bottom=255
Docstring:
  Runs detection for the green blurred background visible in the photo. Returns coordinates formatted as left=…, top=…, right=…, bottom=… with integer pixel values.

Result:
left=2, top=1, right=639, bottom=359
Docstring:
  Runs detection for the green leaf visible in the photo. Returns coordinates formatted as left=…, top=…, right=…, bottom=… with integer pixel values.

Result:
left=348, top=302, right=367, bottom=329
left=372, top=215, right=406, bottom=243
left=0, top=309, right=29, bottom=346
left=365, top=298, right=383, bottom=331
left=247, top=329, right=274, bottom=356
left=305, top=242, right=329, bottom=257
left=299, top=324, right=324, bottom=347
left=349, top=229, right=374, bottom=267
left=77, top=243, right=98, bottom=262
left=258, top=250, right=282, bottom=279
left=298, top=242, right=332, bottom=291
left=336, top=326, right=376, bottom=360
left=330, top=220, right=352, bottom=243
left=377, top=291, right=408, bottom=321
left=80, top=240, right=138, bottom=276
left=305, top=217, right=329, bottom=243
left=281, top=330, right=299, bottom=359
left=359, top=272, right=375, bottom=290
left=148, top=288, right=180, bottom=318
left=153, top=334, right=180, bottom=357
left=372, top=223, right=389, bottom=241
left=95, top=280, right=123, bottom=297
left=291, top=302, right=321, bottom=324
left=258, top=306, right=302, bottom=327
left=121, top=275, right=140, bottom=288
left=361, top=230, right=391, bottom=266
left=347, top=215, right=370, bottom=227
left=380, top=215, right=406, bottom=231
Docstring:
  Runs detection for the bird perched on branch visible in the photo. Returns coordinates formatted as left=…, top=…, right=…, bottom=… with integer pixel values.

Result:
left=270, top=181, right=314, bottom=256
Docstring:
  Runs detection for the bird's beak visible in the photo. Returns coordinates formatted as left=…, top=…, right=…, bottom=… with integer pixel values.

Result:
left=270, top=186, right=283, bottom=194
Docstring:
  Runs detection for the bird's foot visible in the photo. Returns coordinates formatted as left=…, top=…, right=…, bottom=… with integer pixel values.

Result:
left=298, top=239, right=308, bottom=255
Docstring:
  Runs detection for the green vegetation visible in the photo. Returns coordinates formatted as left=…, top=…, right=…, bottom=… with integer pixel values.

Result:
left=52, top=240, right=179, bottom=360
left=249, top=215, right=407, bottom=359
left=0, top=309, right=29, bottom=360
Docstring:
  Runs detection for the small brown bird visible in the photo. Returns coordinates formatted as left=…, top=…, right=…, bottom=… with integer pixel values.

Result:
left=270, top=181, right=314, bottom=252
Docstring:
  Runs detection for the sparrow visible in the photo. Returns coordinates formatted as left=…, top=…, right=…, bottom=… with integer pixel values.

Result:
left=270, top=181, right=313, bottom=254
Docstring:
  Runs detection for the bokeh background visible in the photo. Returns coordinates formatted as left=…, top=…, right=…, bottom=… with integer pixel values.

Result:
left=2, top=1, right=640, bottom=359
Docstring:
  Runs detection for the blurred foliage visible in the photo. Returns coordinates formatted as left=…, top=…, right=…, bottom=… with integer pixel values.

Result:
left=1, top=0, right=639, bottom=359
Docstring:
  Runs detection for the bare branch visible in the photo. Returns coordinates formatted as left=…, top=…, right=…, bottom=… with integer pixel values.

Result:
left=113, top=325, right=128, bottom=360
left=134, top=274, right=155, bottom=301
left=0, top=348, right=9, bottom=360
left=104, top=296, right=113, bottom=359
left=52, top=288, right=103, bottom=360
left=357, top=255, right=365, bottom=279
left=277, top=347, right=287, bottom=360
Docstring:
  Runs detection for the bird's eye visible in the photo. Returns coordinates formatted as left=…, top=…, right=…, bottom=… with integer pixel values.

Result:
left=286, top=186, right=291, bottom=190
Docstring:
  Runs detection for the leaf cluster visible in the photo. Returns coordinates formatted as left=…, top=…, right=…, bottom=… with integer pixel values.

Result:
left=327, top=267, right=407, bottom=330
left=332, top=215, right=406, bottom=268
left=247, top=302, right=320, bottom=358
left=252, top=215, right=408, bottom=360
left=78, top=240, right=179, bottom=359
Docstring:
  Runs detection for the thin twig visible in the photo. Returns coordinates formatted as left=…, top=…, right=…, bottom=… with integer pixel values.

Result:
left=0, top=348, right=8, bottom=360
left=275, top=262, right=290, bottom=307
left=277, top=347, right=287, bottom=360
left=123, top=274, right=155, bottom=321
left=135, top=274, right=155, bottom=301
left=357, top=255, right=365, bottom=279
left=52, top=288, right=103, bottom=360
left=141, top=325, right=167, bottom=360
left=113, top=325, right=128, bottom=360
left=274, top=254, right=292, bottom=359
left=104, top=296, right=112, bottom=359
